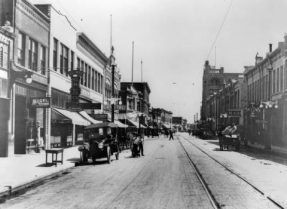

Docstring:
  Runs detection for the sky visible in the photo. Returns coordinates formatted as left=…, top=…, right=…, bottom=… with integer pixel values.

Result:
left=31, top=0, right=287, bottom=123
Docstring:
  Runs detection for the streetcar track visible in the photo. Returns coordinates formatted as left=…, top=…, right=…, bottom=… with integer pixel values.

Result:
left=97, top=142, right=164, bottom=208
left=181, top=135, right=285, bottom=209
left=177, top=138, right=220, bottom=209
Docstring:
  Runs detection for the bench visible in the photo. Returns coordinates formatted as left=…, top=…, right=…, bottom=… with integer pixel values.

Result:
left=45, top=148, right=64, bottom=166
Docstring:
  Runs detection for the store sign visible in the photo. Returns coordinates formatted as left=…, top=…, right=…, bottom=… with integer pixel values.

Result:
left=91, top=114, right=108, bottom=121
left=79, top=103, right=101, bottom=110
left=228, top=109, right=241, bottom=117
left=31, top=97, right=51, bottom=108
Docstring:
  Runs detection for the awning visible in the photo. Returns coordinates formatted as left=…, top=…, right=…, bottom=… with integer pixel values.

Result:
left=52, top=108, right=90, bottom=126
left=162, top=124, right=170, bottom=129
left=119, top=119, right=139, bottom=128
left=114, top=120, right=129, bottom=128
left=79, top=111, right=101, bottom=124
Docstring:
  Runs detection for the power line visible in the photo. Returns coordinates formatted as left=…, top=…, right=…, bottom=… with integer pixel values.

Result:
left=206, top=0, right=234, bottom=60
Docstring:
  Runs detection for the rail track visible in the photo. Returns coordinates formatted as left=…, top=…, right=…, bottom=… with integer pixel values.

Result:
left=179, top=135, right=285, bottom=209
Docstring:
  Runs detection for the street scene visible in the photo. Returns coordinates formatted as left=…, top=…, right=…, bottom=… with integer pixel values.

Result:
left=1, top=134, right=287, bottom=209
left=1, top=0, right=287, bottom=208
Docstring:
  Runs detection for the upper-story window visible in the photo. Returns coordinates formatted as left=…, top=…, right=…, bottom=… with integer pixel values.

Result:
left=40, top=45, right=46, bottom=75
left=272, top=70, right=276, bottom=94
left=17, top=32, right=25, bottom=66
left=70, top=51, right=74, bottom=71
left=28, top=38, right=38, bottom=71
left=280, top=66, right=283, bottom=91
left=60, top=44, right=69, bottom=76
left=276, top=68, right=280, bottom=92
left=53, top=38, right=58, bottom=71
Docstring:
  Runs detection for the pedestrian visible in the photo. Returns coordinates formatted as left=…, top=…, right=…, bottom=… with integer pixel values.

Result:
left=139, top=129, right=144, bottom=156
left=169, top=129, right=174, bottom=140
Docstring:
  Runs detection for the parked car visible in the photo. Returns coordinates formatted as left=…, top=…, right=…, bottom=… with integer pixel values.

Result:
left=78, top=122, right=120, bottom=164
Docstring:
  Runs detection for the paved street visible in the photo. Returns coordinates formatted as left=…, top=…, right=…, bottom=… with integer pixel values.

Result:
left=1, top=133, right=287, bottom=209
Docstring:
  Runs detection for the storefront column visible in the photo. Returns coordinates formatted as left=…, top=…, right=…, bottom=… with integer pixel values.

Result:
left=72, top=124, right=76, bottom=146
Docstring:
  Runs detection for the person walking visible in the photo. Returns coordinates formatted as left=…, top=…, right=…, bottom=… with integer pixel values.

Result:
left=169, top=129, right=174, bottom=140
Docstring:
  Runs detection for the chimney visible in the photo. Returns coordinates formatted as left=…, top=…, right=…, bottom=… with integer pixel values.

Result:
left=269, top=43, right=272, bottom=53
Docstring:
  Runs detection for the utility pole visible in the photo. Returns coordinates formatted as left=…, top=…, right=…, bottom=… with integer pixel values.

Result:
left=131, top=41, right=134, bottom=85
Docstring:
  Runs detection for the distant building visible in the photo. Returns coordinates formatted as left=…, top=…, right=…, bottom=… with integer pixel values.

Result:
left=150, top=108, right=173, bottom=129
left=201, top=61, right=242, bottom=120
left=120, top=82, right=151, bottom=116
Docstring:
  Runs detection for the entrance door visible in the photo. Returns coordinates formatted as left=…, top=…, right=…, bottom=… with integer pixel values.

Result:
left=14, top=95, right=27, bottom=154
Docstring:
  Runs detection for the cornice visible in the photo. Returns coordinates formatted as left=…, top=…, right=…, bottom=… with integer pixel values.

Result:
left=17, top=0, right=50, bottom=31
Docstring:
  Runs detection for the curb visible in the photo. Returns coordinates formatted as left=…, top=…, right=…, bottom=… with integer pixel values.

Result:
left=0, top=164, right=75, bottom=204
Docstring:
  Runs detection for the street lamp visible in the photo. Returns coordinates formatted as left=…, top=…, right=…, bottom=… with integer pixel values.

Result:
left=110, top=46, right=116, bottom=123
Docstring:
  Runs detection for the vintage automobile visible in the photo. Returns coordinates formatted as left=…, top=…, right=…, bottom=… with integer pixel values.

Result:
left=78, top=122, right=120, bottom=164
left=219, top=134, right=240, bottom=151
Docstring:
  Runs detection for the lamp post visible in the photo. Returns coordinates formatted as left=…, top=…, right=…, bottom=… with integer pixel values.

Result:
left=110, top=46, right=116, bottom=123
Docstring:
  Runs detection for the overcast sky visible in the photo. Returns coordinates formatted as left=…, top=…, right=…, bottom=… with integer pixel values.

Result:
left=31, top=0, right=287, bottom=123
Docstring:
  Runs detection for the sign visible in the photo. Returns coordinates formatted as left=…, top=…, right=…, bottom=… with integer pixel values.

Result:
left=31, top=97, right=51, bottom=108
left=91, top=114, right=108, bottom=121
left=79, top=103, right=101, bottom=110
left=228, top=109, right=241, bottom=117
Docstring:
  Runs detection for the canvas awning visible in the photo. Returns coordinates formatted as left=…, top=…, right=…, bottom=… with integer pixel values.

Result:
left=162, top=124, right=170, bottom=129
left=52, top=108, right=90, bottom=126
left=79, top=111, right=101, bottom=124
left=114, top=120, right=129, bottom=128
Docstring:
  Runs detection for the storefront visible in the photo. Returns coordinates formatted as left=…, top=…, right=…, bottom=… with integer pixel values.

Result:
left=51, top=108, right=90, bottom=147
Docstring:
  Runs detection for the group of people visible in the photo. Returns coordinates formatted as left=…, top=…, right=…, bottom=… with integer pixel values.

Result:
left=218, top=123, right=238, bottom=136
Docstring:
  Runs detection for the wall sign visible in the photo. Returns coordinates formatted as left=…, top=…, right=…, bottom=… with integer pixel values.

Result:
left=31, top=97, right=51, bottom=108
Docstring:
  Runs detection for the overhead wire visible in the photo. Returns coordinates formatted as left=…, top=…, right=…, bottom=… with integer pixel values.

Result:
left=206, top=0, right=234, bottom=60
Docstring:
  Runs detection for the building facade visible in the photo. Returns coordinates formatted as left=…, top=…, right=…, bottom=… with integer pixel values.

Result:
left=0, top=27, right=14, bottom=157
left=244, top=38, right=287, bottom=151
left=201, top=60, right=242, bottom=121
left=0, top=0, right=50, bottom=155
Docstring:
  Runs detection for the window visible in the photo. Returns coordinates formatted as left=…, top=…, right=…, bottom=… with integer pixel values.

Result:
left=97, top=72, right=100, bottom=92
left=70, top=51, right=74, bottom=71
left=40, top=45, right=46, bottom=75
left=87, top=66, right=91, bottom=88
left=53, top=38, right=58, bottom=71
left=100, top=74, right=103, bottom=93
left=84, top=63, right=88, bottom=87
left=95, top=72, right=98, bottom=92
left=276, top=68, right=280, bottom=92
left=272, top=71, right=275, bottom=94
left=91, top=69, right=95, bottom=90
left=60, top=44, right=68, bottom=76
left=17, top=32, right=25, bottom=66
left=80, top=60, right=84, bottom=85
left=28, top=38, right=38, bottom=71
left=280, top=66, right=283, bottom=91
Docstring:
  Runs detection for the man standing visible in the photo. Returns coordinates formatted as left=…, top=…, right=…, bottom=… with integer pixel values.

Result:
left=169, top=129, right=174, bottom=140
left=139, top=129, right=144, bottom=156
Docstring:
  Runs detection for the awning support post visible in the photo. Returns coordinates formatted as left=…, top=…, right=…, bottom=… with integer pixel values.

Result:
left=72, top=124, right=76, bottom=146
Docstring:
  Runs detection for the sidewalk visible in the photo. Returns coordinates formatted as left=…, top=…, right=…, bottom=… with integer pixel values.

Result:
left=0, top=146, right=80, bottom=200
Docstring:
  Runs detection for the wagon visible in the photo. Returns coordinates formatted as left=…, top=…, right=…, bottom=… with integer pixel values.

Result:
left=219, top=134, right=240, bottom=151
left=78, top=122, right=120, bottom=164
